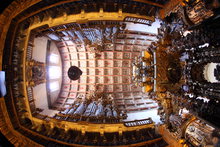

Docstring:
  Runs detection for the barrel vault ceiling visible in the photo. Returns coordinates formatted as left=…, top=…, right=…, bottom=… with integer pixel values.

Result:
left=46, top=23, right=158, bottom=112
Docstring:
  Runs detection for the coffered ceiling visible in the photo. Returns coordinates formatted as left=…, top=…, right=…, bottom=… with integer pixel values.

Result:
left=48, top=23, right=158, bottom=112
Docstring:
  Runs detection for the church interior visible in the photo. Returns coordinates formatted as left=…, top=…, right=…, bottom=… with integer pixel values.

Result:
left=0, top=0, right=220, bottom=146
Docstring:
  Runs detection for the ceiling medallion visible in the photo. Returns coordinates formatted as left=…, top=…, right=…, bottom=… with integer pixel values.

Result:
left=68, top=66, right=82, bottom=80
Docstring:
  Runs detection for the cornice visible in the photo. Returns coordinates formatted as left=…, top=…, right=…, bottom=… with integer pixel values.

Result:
left=0, top=0, right=41, bottom=70
left=0, top=99, right=41, bottom=146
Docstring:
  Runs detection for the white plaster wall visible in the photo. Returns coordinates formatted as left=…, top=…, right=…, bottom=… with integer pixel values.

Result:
left=33, top=83, right=59, bottom=117
left=40, top=109, right=59, bottom=117
left=33, top=83, right=48, bottom=109
left=32, top=37, right=48, bottom=63
left=125, top=19, right=161, bottom=35
left=124, top=108, right=161, bottom=124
